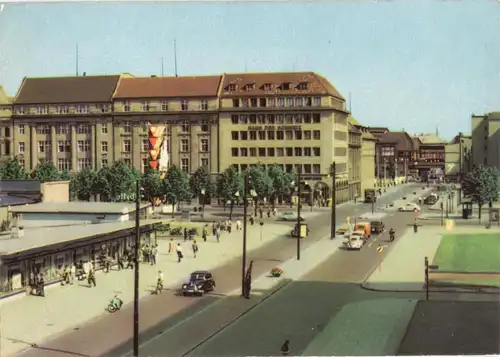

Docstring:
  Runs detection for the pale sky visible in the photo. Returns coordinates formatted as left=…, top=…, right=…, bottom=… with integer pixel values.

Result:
left=0, top=0, right=499, bottom=139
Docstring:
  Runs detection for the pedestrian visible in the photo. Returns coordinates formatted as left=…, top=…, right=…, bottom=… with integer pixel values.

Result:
left=212, top=222, right=217, bottom=236
left=273, top=207, right=277, bottom=217
left=64, top=265, right=71, bottom=285
left=151, top=245, right=158, bottom=265
left=117, top=252, right=124, bottom=270
left=259, top=207, right=263, bottom=219
left=216, top=227, right=221, bottom=243
left=227, top=220, right=232, bottom=234
left=267, top=209, right=271, bottom=218
left=38, top=273, right=45, bottom=297
left=156, top=270, right=164, bottom=293
left=176, top=243, right=183, bottom=263
left=70, top=263, right=76, bottom=284
left=184, top=227, right=188, bottom=242
left=88, top=264, right=96, bottom=288
left=202, top=224, right=208, bottom=242
left=236, top=219, right=241, bottom=231
left=249, top=216, right=254, bottom=225
left=168, top=238, right=175, bottom=254
left=127, top=251, right=134, bottom=269
left=192, top=240, right=199, bottom=258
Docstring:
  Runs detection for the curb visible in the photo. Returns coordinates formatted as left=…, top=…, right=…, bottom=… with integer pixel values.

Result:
left=360, top=282, right=500, bottom=295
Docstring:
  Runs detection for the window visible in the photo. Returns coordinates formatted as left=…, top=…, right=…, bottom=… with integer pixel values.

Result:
left=250, top=98, right=258, bottom=107
left=200, top=120, right=209, bottom=132
left=201, top=100, right=208, bottom=110
left=286, top=97, right=294, bottom=107
left=37, top=141, right=51, bottom=153
left=285, top=115, right=293, bottom=124
left=257, top=115, right=264, bottom=124
left=181, top=100, right=189, bottom=111
left=304, top=131, right=311, bottom=140
left=122, top=139, right=131, bottom=153
left=240, top=131, right=248, bottom=140
left=181, top=139, right=189, bottom=152
left=268, top=97, right=275, bottom=107
left=295, top=114, right=303, bottom=124
left=294, top=131, right=302, bottom=140
left=313, top=130, right=321, bottom=140
left=101, top=124, right=108, bottom=134
left=285, top=131, right=293, bottom=140
left=15, top=106, right=27, bottom=115
left=241, top=98, right=249, bottom=107
left=77, top=158, right=91, bottom=170
left=142, top=139, right=148, bottom=152
left=263, top=83, right=272, bottom=91
left=19, top=159, right=25, bottom=167
left=181, top=120, right=190, bottom=133
left=312, top=113, right=321, bottom=123
left=5, top=127, right=10, bottom=137
left=124, top=122, right=131, bottom=134
left=277, top=131, right=284, bottom=140
left=276, top=148, right=284, bottom=157
left=161, top=100, right=169, bottom=111
left=249, top=148, right=257, bottom=157
left=267, top=114, right=275, bottom=124
left=297, top=82, right=309, bottom=90
left=77, top=105, right=89, bottom=113
left=56, top=124, right=70, bottom=135
left=57, top=105, right=69, bottom=114
left=142, top=159, right=149, bottom=173
left=201, top=158, right=209, bottom=168
left=77, top=124, right=90, bottom=135
left=304, top=113, right=311, bottom=123
left=18, top=142, right=25, bottom=153
left=313, top=147, right=321, bottom=156
left=285, top=164, right=293, bottom=173
left=231, top=148, right=239, bottom=157
left=101, top=141, right=108, bottom=153
left=296, top=97, right=303, bottom=107
left=249, top=131, right=257, bottom=140
left=123, top=158, right=132, bottom=167
left=248, top=115, right=256, bottom=124
left=58, top=140, right=71, bottom=153
left=36, top=106, right=48, bottom=114
left=286, top=148, right=293, bottom=156
left=294, top=147, right=302, bottom=156
left=231, top=131, right=239, bottom=140
left=258, top=148, right=266, bottom=157
left=304, top=147, right=312, bottom=156
left=281, top=83, right=291, bottom=90
left=258, top=131, right=265, bottom=140
left=238, top=115, right=248, bottom=124
left=232, top=98, right=240, bottom=107
left=246, top=84, right=255, bottom=91
left=124, top=101, right=131, bottom=112
left=57, top=158, right=71, bottom=171
left=313, top=97, right=321, bottom=106
left=200, top=138, right=209, bottom=152
left=267, top=131, right=275, bottom=140
left=277, top=98, right=285, bottom=107
left=36, top=125, right=50, bottom=135
left=313, top=164, right=321, bottom=174
left=240, top=148, right=248, bottom=157
left=227, top=84, right=237, bottom=92
left=231, top=115, right=239, bottom=124
left=76, top=140, right=90, bottom=152
left=18, top=125, right=25, bottom=135
left=141, top=101, right=150, bottom=112
left=101, top=159, right=108, bottom=167
left=99, top=104, right=110, bottom=113
left=267, top=148, right=275, bottom=156
left=276, top=114, right=284, bottom=124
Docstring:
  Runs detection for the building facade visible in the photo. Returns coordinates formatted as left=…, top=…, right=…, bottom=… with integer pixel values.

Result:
left=412, top=133, right=446, bottom=181
left=445, top=133, right=472, bottom=181
left=0, top=86, right=13, bottom=159
left=347, top=117, right=362, bottom=200
left=471, top=112, right=500, bottom=168
left=350, top=118, right=376, bottom=194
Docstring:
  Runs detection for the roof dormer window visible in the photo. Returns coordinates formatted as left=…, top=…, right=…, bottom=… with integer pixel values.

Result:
left=227, top=84, right=237, bottom=92
left=263, top=83, right=272, bottom=91
left=245, top=83, right=255, bottom=91
left=297, top=82, right=309, bottom=90
left=281, top=82, right=291, bottom=91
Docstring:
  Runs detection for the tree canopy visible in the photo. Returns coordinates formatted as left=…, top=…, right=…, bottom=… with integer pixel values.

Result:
left=189, top=166, right=214, bottom=199
left=31, top=161, right=61, bottom=181
left=141, top=168, right=165, bottom=205
left=462, top=166, right=499, bottom=219
left=164, top=166, right=191, bottom=216
left=0, top=157, right=28, bottom=180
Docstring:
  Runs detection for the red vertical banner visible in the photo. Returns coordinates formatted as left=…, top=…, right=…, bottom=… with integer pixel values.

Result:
left=148, top=124, right=166, bottom=170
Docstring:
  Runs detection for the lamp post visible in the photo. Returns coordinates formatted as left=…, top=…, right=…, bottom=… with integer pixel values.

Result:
left=304, top=181, right=313, bottom=212
left=330, top=162, right=336, bottom=240
left=240, top=174, right=247, bottom=297
left=289, top=180, right=295, bottom=208
left=440, top=195, right=444, bottom=226
left=200, top=188, right=206, bottom=219
left=297, top=168, right=302, bottom=260
left=133, top=179, right=141, bottom=357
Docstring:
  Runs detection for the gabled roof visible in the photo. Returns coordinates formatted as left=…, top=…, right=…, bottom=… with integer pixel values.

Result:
left=14, top=75, right=121, bottom=105
left=114, top=75, right=223, bottom=99
left=378, top=131, right=415, bottom=151
left=414, top=134, right=446, bottom=144
left=368, top=127, right=389, bottom=138
left=220, top=72, right=345, bottom=100
left=0, top=86, right=11, bottom=104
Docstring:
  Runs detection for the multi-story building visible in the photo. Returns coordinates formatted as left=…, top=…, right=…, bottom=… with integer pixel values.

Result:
left=445, top=132, right=472, bottom=181
left=348, top=117, right=362, bottom=200
left=350, top=117, right=376, bottom=194
left=412, top=133, right=446, bottom=181
left=112, top=75, right=222, bottom=173
left=11, top=75, right=124, bottom=171
left=0, top=85, right=13, bottom=159
left=471, top=112, right=500, bottom=168
left=218, top=72, right=350, bottom=202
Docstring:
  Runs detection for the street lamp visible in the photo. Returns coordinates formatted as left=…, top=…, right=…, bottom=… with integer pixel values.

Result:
left=241, top=174, right=247, bottom=297
left=304, top=181, right=313, bottom=212
left=330, top=162, right=337, bottom=240
left=200, top=188, right=206, bottom=219
left=133, top=179, right=142, bottom=357
left=250, top=189, right=258, bottom=217
left=289, top=181, right=295, bottom=208
left=296, top=167, right=302, bottom=260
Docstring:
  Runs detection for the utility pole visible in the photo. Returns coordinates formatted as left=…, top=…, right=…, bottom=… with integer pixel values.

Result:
left=174, top=39, right=178, bottom=77
left=241, top=172, right=248, bottom=296
left=161, top=57, right=164, bottom=76
left=75, top=43, right=79, bottom=76
left=330, top=162, right=336, bottom=239
left=297, top=167, right=301, bottom=260
left=133, top=179, right=140, bottom=357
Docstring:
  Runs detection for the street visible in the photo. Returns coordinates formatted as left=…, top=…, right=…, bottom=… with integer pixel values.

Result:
left=14, top=184, right=422, bottom=357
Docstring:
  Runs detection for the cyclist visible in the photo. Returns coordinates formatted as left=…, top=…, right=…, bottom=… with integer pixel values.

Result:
left=156, top=270, right=164, bottom=294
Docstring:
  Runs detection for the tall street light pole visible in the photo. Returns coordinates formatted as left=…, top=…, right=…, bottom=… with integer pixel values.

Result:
left=241, top=173, right=248, bottom=297
left=330, top=162, right=336, bottom=240
left=297, top=167, right=302, bottom=260
left=133, top=179, right=140, bottom=357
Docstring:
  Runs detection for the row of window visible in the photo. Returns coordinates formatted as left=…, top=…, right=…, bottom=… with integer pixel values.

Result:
left=230, top=113, right=322, bottom=125
left=231, top=147, right=322, bottom=158
left=231, top=96, right=322, bottom=109
left=15, top=104, right=111, bottom=116
left=232, top=130, right=322, bottom=141
left=123, top=100, right=210, bottom=112
left=231, top=163, right=323, bottom=175
left=227, top=82, right=310, bottom=93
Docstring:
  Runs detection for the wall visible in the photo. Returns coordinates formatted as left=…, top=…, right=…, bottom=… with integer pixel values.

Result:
left=360, top=138, right=376, bottom=193
left=16, top=212, right=127, bottom=226
left=41, top=181, right=70, bottom=203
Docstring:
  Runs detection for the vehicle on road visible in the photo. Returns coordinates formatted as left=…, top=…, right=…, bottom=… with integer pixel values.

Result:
left=354, top=221, right=371, bottom=239
left=181, top=270, right=216, bottom=297
left=277, top=211, right=305, bottom=222
left=424, top=194, right=438, bottom=205
left=107, top=295, right=123, bottom=313
left=342, top=231, right=365, bottom=250
left=290, top=223, right=310, bottom=238
left=364, top=189, right=376, bottom=203
left=398, top=203, right=421, bottom=212
left=370, top=220, right=385, bottom=234
left=335, top=226, right=351, bottom=238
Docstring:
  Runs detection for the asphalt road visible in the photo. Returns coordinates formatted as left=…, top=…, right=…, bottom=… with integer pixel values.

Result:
left=14, top=184, right=421, bottom=357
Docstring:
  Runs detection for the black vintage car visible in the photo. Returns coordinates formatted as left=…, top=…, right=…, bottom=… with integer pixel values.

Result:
left=370, top=220, right=385, bottom=234
left=181, top=270, right=216, bottom=296
left=424, top=195, right=438, bottom=205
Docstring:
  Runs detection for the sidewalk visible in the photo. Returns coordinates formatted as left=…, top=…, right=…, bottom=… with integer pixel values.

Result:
left=0, top=222, right=291, bottom=357
left=362, top=226, right=444, bottom=292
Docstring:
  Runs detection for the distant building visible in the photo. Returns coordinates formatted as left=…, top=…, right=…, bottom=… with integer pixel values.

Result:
left=412, top=132, right=446, bottom=181
left=445, top=133, right=472, bottom=181
left=349, top=116, right=376, bottom=195
left=471, top=112, right=500, bottom=168
left=0, top=85, right=13, bottom=158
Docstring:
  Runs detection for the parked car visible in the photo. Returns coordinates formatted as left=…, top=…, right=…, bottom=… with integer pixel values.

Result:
left=424, top=195, right=438, bottom=205
left=181, top=270, right=216, bottom=296
left=277, top=211, right=305, bottom=222
left=398, top=203, right=421, bottom=212
left=342, top=231, right=365, bottom=250
left=370, top=220, right=385, bottom=234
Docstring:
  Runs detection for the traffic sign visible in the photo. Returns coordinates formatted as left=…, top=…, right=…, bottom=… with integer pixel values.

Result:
left=377, top=246, right=383, bottom=253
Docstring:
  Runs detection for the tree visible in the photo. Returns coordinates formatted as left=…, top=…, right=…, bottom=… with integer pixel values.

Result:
left=164, top=166, right=191, bottom=217
left=189, top=166, right=215, bottom=205
left=0, top=157, right=28, bottom=179
left=31, top=161, right=61, bottom=181
left=216, top=167, right=243, bottom=220
left=462, top=166, right=499, bottom=221
left=246, top=164, right=273, bottom=215
left=141, top=168, right=165, bottom=206
left=95, top=161, right=139, bottom=201
left=266, top=165, right=295, bottom=208
left=71, top=167, right=97, bottom=201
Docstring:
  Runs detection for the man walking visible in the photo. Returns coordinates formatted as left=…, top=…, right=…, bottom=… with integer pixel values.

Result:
left=168, top=238, right=175, bottom=254
left=192, top=240, right=199, bottom=258
left=151, top=245, right=158, bottom=265
left=202, top=224, right=208, bottom=242
left=216, top=226, right=221, bottom=243
left=184, top=227, right=188, bottom=242
left=88, top=264, right=96, bottom=288
left=236, top=219, right=241, bottom=231
left=176, top=243, right=183, bottom=263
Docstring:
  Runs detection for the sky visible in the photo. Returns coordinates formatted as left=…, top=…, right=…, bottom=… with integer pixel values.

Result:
left=0, top=0, right=499, bottom=139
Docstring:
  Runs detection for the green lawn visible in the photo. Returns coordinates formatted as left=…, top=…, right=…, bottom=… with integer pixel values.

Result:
left=436, top=278, right=500, bottom=287
left=433, top=234, right=500, bottom=273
